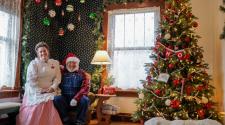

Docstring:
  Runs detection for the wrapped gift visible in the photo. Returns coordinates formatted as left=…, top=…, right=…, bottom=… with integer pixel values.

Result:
left=103, top=86, right=116, bottom=95
left=101, top=103, right=120, bottom=115
left=144, top=117, right=222, bottom=125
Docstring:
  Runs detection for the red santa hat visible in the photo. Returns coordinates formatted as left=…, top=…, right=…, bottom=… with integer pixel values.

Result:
left=62, top=53, right=80, bottom=65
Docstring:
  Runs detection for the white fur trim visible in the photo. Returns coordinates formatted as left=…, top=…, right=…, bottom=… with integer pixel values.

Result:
left=66, top=57, right=80, bottom=64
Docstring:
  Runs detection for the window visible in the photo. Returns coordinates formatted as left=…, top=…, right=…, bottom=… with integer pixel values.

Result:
left=107, top=7, right=160, bottom=89
left=0, top=1, right=21, bottom=88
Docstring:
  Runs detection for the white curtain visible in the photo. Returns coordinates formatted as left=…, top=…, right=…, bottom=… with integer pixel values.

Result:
left=0, top=0, right=21, bottom=88
left=108, top=7, right=160, bottom=89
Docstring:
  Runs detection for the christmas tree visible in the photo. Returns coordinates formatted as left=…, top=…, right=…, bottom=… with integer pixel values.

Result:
left=132, top=0, right=222, bottom=122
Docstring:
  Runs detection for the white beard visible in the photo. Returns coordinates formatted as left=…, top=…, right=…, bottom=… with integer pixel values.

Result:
left=66, top=64, right=79, bottom=72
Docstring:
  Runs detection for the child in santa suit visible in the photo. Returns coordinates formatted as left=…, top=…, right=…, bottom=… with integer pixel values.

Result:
left=54, top=53, right=90, bottom=125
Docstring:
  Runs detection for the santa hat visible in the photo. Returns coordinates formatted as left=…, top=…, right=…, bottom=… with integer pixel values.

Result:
left=62, top=53, right=80, bottom=65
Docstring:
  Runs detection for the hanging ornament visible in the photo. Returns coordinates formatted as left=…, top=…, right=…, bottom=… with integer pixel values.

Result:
left=164, top=33, right=171, bottom=40
left=170, top=100, right=180, bottom=109
left=55, top=0, right=62, bottom=6
left=48, top=10, right=56, bottom=18
left=197, top=85, right=204, bottom=91
left=192, top=21, right=198, bottom=28
left=185, top=37, right=191, bottom=42
left=168, top=63, right=174, bottom=69
left=58, top=28, right=65, bottom=36
left=202, top=97, right=209, bottom=104
left=80, top=0, right=85, bottom=3
left=165, top=99, right=171, bottom=106
left=197, top=109, right=205, bottom=119
left=89, top=12, right=97, bottom=20
left=78, top=14, right=81, bottom=22
left=34, top=0, right=41, bottom=4
left=44, top=0, right=48, bottom=10
left=67, top=23, right=75, bottom=31
left=154, top=89, right=161, bottom=95
left=42, top=17, right=51, bottom=26
left=173, top=79, right=180, bottom=86
left=66, top=5, right=74, bottom=12
left=61, top=10, right=65, bottom=16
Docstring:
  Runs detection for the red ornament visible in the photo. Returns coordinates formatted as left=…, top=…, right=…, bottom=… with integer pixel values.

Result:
left=154, top=89, right=161, bottom=95
left=173, top=79, right=180, bottom=86
left=165, top=3, right=171, bottom=9
left=55, top=0, right=62, bottom=6
left=197, top=85, right=204, bottom=91
left=185, top=37, right=191, bottom=42
left=58, top=28, right=64, bottom=36
left=197, top=109, right=205, bottom=119
left=170, top=100, right=180, bottom=109
left=185, top=86, right=193, bottom=96
left=146, top=76, right=151, bottom=82
left=204, top=103, right=212, bottom=109
left=184, top=54, right=190, bottom=60
left=168, top=63, right=174, bottom=69
left=192, top=21, right=198, bottom=28
left=188, top=13, right=193, bottom=18
left=34, top=0, right=41, bottom=4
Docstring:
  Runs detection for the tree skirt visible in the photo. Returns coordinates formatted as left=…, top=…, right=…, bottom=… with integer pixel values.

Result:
left=144, top=117, right=222, bottom=125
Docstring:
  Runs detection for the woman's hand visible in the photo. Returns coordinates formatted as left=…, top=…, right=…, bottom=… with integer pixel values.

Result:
left=41, top=87, right=54, bottom=94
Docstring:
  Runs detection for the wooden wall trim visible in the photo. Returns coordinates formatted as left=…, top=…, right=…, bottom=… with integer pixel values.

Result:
left=15, top=0, right=24, bottom=90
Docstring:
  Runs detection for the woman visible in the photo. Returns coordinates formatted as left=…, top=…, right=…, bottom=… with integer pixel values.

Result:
left=17, top=42, right=63, bottom=125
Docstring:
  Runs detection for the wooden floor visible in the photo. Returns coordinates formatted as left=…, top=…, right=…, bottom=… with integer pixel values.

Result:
left=89, top=120, right=141, bottom=125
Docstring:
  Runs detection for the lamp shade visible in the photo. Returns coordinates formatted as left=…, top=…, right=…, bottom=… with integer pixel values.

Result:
left=91, top=50, right=111, bottom=65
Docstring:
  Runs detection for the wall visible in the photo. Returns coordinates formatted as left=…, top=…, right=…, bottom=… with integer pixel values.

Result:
left=26, top=0, right=101, bottom=72
left=191, top=0, right=224, bottom=113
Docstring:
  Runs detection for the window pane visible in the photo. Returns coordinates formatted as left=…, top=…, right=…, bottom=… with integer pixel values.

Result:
left=0, top=11, right=9, bottom=37
left=145, top=12, right=155, bottom=47
left=124, top=14, right=134, bottom=47
left=0, top=42, right=6, bottom=87
left=111, top=50, right=150, bottom=89
left=134, top=13, right=144, bottom=47
left=115, top=15, right=124, bottom=48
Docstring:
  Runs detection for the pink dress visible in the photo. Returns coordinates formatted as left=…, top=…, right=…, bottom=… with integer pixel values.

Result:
left=17, top=58, right=63, bottom=125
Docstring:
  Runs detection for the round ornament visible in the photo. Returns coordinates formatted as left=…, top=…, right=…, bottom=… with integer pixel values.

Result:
left=66, top=5, right=74, bottom=12
left=48, top=10, right=56, bottom=18
left=80, top=0, right=85, bottom=3
left=201, top=97, right=208, bottom=104
left=58, top=28, right=65, bottom=36
left=55, top=0, right=62, bottom=6
left=67, top=23, right=75, bottom=31
left=164, top=33, right=171, bottom=40
left=42, top=17, right=50, bottom=26
left=165, top=99, right=171, bottom=106
left=89, top=13, right=97, bottom=20
left=34, top=0, right=41, bottom=4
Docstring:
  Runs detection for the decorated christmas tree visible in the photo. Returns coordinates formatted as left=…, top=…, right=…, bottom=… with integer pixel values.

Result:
left=132, top=0, right=222, bottom=122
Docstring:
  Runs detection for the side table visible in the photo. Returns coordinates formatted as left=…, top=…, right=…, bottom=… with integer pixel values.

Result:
left=95, top=94, right=116, bottom=125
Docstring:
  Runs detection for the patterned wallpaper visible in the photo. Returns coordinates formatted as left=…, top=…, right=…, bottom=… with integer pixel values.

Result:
left=27, top=0, right=102, bottom=72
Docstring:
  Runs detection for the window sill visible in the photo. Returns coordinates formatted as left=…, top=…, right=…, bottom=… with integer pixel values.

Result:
left=0, top=90, right=19, bottom=99
left=115, top=89, right=138, bottom=97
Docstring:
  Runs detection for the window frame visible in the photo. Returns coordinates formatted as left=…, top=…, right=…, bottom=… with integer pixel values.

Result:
left=0, top=0, right=23, bottom=99
left=102, top=1, right=164, bottom=95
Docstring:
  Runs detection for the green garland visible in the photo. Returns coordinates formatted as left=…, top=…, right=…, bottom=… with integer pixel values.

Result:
left=21, top=0, right=31, bottom=86
left=220, top=0, right=225, bottom=39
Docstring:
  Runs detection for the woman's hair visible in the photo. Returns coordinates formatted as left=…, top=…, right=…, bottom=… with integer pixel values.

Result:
left=35, top=42, right=49, bottom=52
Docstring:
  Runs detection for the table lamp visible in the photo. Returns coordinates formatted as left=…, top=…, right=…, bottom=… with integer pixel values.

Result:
left=91, top=50, right=111, bottom=93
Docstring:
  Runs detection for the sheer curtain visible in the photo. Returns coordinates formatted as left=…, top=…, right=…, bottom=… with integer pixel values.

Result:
left=108, top=7, right=160, bottom=89
left=0, top=0, right=21, bottom=88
